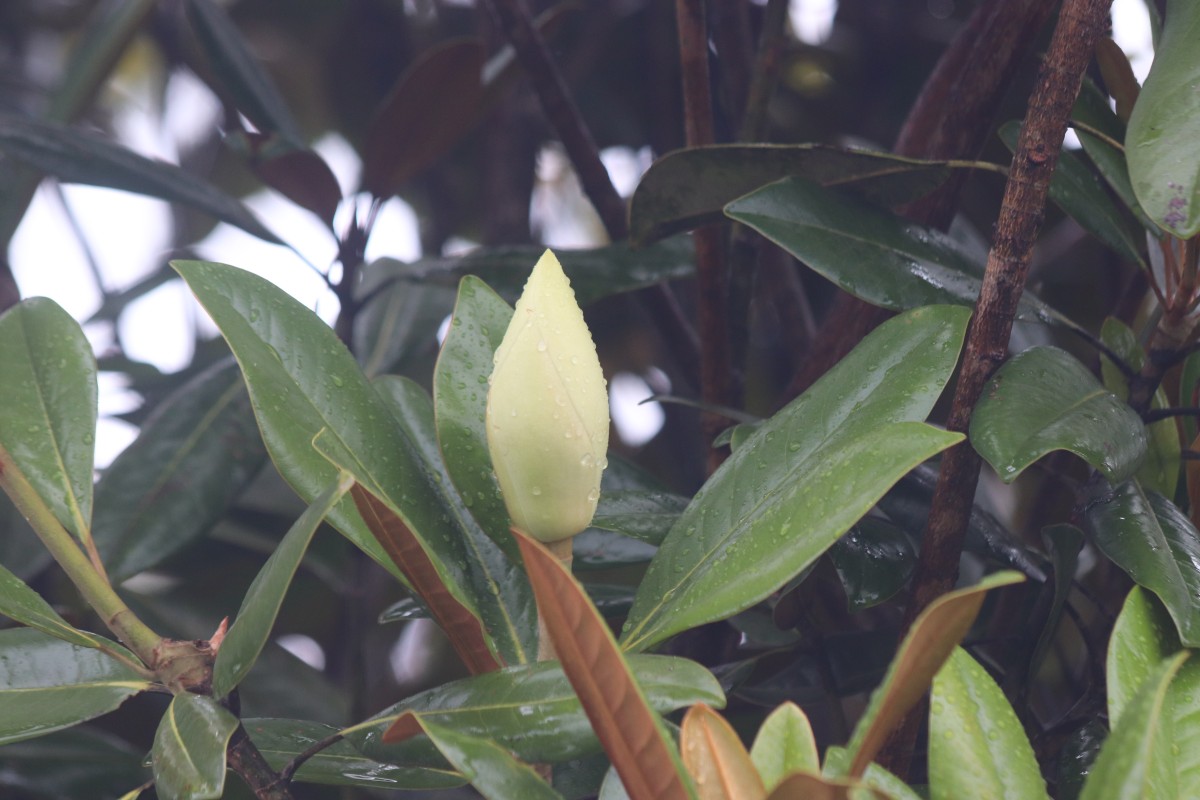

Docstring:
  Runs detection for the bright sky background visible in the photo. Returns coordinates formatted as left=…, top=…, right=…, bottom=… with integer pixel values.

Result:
left=9, top=0, right=1155, bottom=470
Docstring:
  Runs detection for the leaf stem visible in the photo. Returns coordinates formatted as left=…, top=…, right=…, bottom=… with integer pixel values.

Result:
left=536, top=537, right=574, bottom=662
left=0, top=446, right=162, bottom=666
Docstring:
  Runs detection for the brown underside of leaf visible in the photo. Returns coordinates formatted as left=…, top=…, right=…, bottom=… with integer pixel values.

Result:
left=353, top=485, right=502, bottom=682
left=516, top=529, right=692, bottom=800
left=682, top=704, right=765, bottom=800
left=847, top=574, right=1023, bottom=777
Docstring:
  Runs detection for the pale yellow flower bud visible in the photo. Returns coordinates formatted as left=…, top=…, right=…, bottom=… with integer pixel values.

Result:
left=486, top=250, right=610, bottom=543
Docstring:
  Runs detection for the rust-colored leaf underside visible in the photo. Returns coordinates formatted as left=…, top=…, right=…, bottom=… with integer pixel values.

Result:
left=516, top=529, right=692, bottom=800
left=682, top=703, right=765, bottom=800
left=353, top=486, right=502, bottom=692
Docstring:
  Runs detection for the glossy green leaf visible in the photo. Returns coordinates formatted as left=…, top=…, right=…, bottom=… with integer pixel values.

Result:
left=151, top=693, right=238, bottom=800
left=384, top=238, right=696, bottom=306
left=591, top=490, right=689, bottom=546
left=820, top=746, right=923, bottom=800
left=725, top=178, right=1075, bottom=329
left=929, top=647, right=1049, bottom=800
left=573, top=529, right=658, bottom=570
left=243, top=718, right=465, bottom=790
left=0, top=559, right=136, bottom=657
left=373, top=376, right=536, bottom=665
left=0, top=116, right=281, bottom=244
left=184, top=0, right=305, bottom=145
left=172, top=259, right=412, bottom=583
left=998, top=121, right=1145, bottom=267
left=1108, top=587, right=1181, bottom=726
left=1056, top=719, right=1107, bottom=800
left=0, top=493, right=50, bottom=579
left=93, top=359, right=267, bottom=580
left=1071, top=79, right=1155, bottom=232
left=355, top=259, right=456, bottom=378
left=630, top=144, right=961, bottom=245
left=343, top=655, right=723, bottom=766
left=828, top=518, right=915, bottom=611
left=405, top=716, right=563, bottom=800
left=1107, top=587, right=1200, bottom=794
left=750, top=702, right=819, bottom=791
left=970, top=347, right=1147, bottom=484
left=1080, top=652, right=1188, bottom=800
left=1126, top=0, right=1200, bottom=236
left=0, top=726, right=150, bottom=800
left=1086, top=480, right=1200, bottom=647
left=0, top=297, right=96, bottom=543
left=0, top=629, right=152, bottom=745
left=433, top=275, right=515, bottom=558
left=837, top=572, right=1025, bottom=779
left=1098, top=317, right=1180, bottom=498
left=621, top=306, right=970, bottom=652
left=212, top=473, right=352, bottom=698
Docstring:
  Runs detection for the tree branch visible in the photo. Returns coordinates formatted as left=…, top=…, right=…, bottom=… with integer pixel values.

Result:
left=887, top=0, right=1114, bottom=776
left=676, top=0, right=733, bottom=473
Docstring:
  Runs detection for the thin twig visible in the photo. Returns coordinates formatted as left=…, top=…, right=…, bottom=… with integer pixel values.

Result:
left=676, top=0, right=733, bottom=473
left=275, top=732, right=345, bottom=785
left=484, top=0, right=702, bottom=384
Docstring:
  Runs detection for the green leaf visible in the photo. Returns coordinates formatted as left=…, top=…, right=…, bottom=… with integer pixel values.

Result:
left=969, top=346, right=1147, bottom=484
left=0, top=297, right=96, bottom=543
left=749, top=702, right=820, bottom=791
left=620, top=305, right=969, bottom=652
left=1108, top=587, right=1181, bottom=726
left=0, top=115, right=282, bottom=244
left=0, top=726, right=150, bottom=800
left=630, top=144, right=962, bottom=245
left=433, top=276, right=516, bottom=559
left=343, top=655, right=723, bottom=766
left=1098, top=317, right=1180, bottom=497
left=373, top=376, right=536, bottom=666
left=0, top=559, right=137, bottom=656
left=1080, top=652, right=1188, bottom=800
left=1125, top=0, right=1200, bottom=236
left=725, top=178, right=1076, bottom=329
left=591, top=490, right=689, bottom=546
left=1086, top=480, right=1200, bottom=647
left=0, top=628, right=152, bottom=745
left=998, top=121, right=1145, bottom=267
left=837, top=572, right=1025, bottom=779
left=243, top=718, right=465, bottom=790
left=354, top=259, right=456, bottom=378
left=828, top=517, right=915, bottom=612
left=1107, top=588, right=1200, bottom=794
left=821, top=746, right=924, bottom=800
left=1056, top=719, right=1107, bottom=800
left=573, top=530, right=658, bottom=570
left=171, top=259, right=411, bottom=583
left=1178, top=349, right=1200, bottom=445
left=150, top=694, right=239, bottom=800
left=212, top=473, right=352, bottom=698
left=406, top=716, right=564, bottom=800
left=93, top=359, right=267, bottom=580
left=184, top=0, right=305, bottom=145
left=929, top=647, right=1049, bottom=800
left=383, top=238, right=697, bottom=306
left=1071, top=79, right=1156, bottom=233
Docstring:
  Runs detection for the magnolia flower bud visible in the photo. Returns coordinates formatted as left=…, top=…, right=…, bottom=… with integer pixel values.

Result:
left=486, top=250, right=609, bottom=543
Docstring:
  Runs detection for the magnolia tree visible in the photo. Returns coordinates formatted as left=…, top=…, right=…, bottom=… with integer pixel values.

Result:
left=1, top=1, right=1199, bottom=799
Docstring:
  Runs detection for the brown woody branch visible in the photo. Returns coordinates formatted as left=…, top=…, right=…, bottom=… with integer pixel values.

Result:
left=676, top=0, right=733, bottom=473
